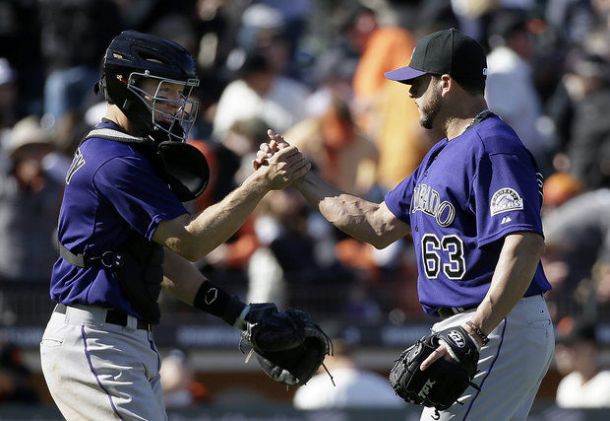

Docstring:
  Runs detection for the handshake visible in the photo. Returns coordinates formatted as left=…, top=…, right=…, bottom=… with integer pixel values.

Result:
left=252, top=129, right=291, bottom=170
left=248, top=130, right=310, bottom=190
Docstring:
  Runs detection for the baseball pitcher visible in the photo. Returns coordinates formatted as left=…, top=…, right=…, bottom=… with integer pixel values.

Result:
left=259, top=28, right=554, bottom=420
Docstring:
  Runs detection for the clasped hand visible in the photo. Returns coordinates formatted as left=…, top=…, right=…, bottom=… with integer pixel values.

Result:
left=252, top=130, right=308, bottom=189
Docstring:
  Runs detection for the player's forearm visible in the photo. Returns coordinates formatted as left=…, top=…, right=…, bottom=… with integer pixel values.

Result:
left=162, top=249, right=205, bottom=305
left=182, top=173, right=269, bottom=259
left=469, top=232, right=545, bottom=335
left=162, top=249, right=249, bottom=327
left=295, top=172, right=392, bottom=248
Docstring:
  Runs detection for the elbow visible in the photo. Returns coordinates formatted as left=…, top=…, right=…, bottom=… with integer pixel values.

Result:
left=515, top=232, right=545, bottom=259
left=533, top=235, right=546, bottom=258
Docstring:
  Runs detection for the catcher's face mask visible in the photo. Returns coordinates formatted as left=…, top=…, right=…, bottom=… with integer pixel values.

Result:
left=130, top=74, right=208, bottom=202
left=129, top=72, right=200, bottom=143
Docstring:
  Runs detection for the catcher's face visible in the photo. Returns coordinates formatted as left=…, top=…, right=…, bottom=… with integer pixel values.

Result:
left=129, top=73, right=200, bottom=142
left=140, top=79, right=197, bottom=123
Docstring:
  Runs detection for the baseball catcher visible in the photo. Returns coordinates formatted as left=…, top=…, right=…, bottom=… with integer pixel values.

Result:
left=256, top=26, right=554, bottom=421
left=238, top=304, right=333, bottom=386
left=389, top=326, right=480, bottom=414
left=40, top=29, right=313, bottom=420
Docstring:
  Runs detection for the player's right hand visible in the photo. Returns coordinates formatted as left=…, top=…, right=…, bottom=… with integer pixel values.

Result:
left=255, top=144, right=310, bottom=190
left=253, top=129, right=291, bottom=170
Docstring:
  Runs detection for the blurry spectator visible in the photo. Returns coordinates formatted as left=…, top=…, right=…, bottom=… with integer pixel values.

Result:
left=545, top=0, right=597, bottom=47
left=149, top=14, right=199, bottom=56
left=0, top=116, right=62, bottom=284
left=293, top=338, right=404, bottom=409
left=592, top=261, right=610, bottom=316
left=0, top=58, right=17, bottom=131
left=417, top=0, right=459, bottom=36
left=592, top=0, right=610, bottom=32
left=0, top=58, right=18, bottom=172
left=248, top=189, right=352, bottom=317
left=193, top=0, right=244, bottom=70
left=543, top=188, right=610, bottom=316
left=43, top=110, right=92, bottom=185
left=303, top=47, right=357, bottom=118
left=231, top=2, right=302, bottom=78
left=257, top=0, right=311, bottom=63
left=247, top=238, right=286, bottom=307
left=39, top=0, right=123, bottom=126
left=350, top=5, right=432, bottom=191
left=486, top=8, right=554, bottom=175
left=562, top=52, right=610, bottom=189
left=160, top=349, right=209, bottom=408
left=212, top=52, right=309, bottom=140
left=0, top=342, right=39, bottom=403
left=235, top=3, right=286, bottom=56
left=541, top=171, right=584, bottom=215
left=450, top=0, right=497, bottom=41
left=0, top=1, right=44, bottom=117
left=555, top=317, right=610, bottom=407
left=285, top=95, right=378, bottom=196
left=113, top=0, right=195, bottom=32
left=221, top=117, right=272, bottom=185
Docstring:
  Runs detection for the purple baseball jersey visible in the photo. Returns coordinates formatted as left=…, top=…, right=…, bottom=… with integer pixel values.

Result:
left=50, top=121, right=187, bottom=317
left=385, top=114, right=551, bottom=316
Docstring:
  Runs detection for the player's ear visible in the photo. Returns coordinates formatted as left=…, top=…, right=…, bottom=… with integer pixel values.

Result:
left=440, top=74, right=452, bottom=95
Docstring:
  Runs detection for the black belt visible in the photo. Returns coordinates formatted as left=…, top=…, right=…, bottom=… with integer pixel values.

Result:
left=54, top=303, right=151, bottom=331
left=437, top=305, right=477, bottom=319
left=58, top=242, right=124, bottom=269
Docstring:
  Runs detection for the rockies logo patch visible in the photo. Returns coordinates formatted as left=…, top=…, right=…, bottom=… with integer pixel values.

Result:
left=490, top=188, right=523, bottom=216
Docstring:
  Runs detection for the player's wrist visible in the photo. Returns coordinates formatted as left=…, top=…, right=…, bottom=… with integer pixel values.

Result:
left=193, top=281, right=247, bottom=328
left=464, top=321, right=489, bottom=347
left=244, top=170, right=274, bottom=195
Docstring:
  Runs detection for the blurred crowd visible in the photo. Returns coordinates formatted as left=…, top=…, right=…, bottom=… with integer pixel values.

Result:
left=2, top=0, right=610, bottom=324
left=0, top=0, right=610, bottom=323
left=1, top=0, right=610, bottom=407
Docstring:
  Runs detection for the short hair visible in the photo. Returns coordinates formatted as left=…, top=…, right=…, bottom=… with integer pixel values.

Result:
left=431, top=74, right=486, bottom=96
left=454, top=76, right=486, bottom=96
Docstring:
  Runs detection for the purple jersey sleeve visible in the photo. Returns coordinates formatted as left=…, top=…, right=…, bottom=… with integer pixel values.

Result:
left=94, top=155, right=187, bottom=240
left=384, top=173, right=418, bottom=226
left=384, top=148, right=433, bottom=224
left=474, top=152, right=544, bottom=247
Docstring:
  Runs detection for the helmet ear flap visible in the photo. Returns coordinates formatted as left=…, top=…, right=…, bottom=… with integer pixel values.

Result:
left=95, top=75, right=112, bottom=103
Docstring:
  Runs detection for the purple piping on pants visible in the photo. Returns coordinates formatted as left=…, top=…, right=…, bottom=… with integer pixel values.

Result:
left=462, top=318, right=508, bottom=420
left=82, top=324, right=123, bottom=420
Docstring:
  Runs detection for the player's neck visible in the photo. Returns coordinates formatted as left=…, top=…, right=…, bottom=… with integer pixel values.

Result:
left=445, top=100, right=488, bottom=140
left=105, top=105, right=130, bottom=133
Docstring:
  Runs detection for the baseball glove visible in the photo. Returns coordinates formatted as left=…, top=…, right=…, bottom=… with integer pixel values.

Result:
left=239, top=304, right=333, bottom=386
left=389, top=326, right=480, bottom=411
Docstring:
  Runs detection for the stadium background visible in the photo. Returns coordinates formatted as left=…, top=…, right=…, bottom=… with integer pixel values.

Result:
left=1, top=0, right=610, bottom=418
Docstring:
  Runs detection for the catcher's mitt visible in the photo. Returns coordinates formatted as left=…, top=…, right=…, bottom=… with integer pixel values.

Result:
left=239, top=304, right=333, bottom=386
left=389, top=326, right=480, bottom=411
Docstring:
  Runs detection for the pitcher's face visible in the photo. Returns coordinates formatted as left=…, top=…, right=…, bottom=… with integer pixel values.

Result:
left=408, top=74, right=443, bottom=130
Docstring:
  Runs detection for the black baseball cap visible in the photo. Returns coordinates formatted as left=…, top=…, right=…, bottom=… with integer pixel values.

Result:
left=384, top=28, right=487, bottom=84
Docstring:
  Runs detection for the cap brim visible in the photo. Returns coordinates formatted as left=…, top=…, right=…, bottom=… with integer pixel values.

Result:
left=384, top=66, right=427, bottom=83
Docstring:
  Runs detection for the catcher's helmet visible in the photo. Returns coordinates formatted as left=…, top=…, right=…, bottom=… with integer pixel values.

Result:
left=99, top=30, right=200, bottom=143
